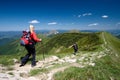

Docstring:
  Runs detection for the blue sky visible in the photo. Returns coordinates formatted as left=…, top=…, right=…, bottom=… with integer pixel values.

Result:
left=0, top=0, right=120, bottom=31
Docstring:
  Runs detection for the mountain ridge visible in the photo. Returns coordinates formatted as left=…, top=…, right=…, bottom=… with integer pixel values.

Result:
left=0, top=32, right=102, bottom=55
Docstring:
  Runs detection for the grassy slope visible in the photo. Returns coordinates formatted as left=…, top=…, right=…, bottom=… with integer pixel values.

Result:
left=0, top=39, right=26, bottom=55
left=40, top=32, right=102, bottom=54
left=53, top=32, right=120, bottom=80
left=104, top=32, right=120, bottom=54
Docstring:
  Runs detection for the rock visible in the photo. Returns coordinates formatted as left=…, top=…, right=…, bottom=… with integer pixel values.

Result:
left=13, top=58, right=19, bottom=63
left=45, top=56, right=59, bottom=63
left=51, top=56, right=59, bottom=61
left=64, top=56, right=70, bottom=61
left=89, top=63, right=95, bottom=67
left=65, top=59, right=77, bottom=63
left=79, top=56, right=85, bottom=61
left=58, top=59, right=65, bottom=63
left=27, top=77, right=37, bottom=80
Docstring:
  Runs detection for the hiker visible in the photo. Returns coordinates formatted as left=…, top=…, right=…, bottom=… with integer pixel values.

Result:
left=72, top=43, right=78, bottom=55
left=20, top=25, right=42, bottom=67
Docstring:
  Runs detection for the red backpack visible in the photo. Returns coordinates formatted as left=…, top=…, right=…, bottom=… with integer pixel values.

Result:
left=20, top=30, right=30, bottom=46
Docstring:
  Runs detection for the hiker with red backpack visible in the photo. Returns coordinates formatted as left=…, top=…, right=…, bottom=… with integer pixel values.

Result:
left=20, top=25, right=42, bottom=67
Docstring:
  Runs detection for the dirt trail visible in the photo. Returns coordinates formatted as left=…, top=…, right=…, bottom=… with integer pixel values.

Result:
left=0, top=50, right=109, bottom=80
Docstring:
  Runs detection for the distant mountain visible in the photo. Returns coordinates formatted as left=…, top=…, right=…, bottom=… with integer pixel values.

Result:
left=0, top=31, right=21, bottom=39
left=0, top=31, right=21, bottom=46
left=0, top=38, right=14, bottom=46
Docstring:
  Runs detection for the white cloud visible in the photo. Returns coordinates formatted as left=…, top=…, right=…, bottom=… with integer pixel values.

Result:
left=88, top=23, right=99, bottom=26
left=48, top=22, right=57, bottom=25
left=102, top=15, right=108, bottom=18
left=77, top=13, right=92, bottom=18
left=29, top=20, right=40, bottom=24
left=83, top=13, right=92, bottom=16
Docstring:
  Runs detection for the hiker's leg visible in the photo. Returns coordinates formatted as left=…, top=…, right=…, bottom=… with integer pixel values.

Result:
left=20, top=45, right=31, bottom=66
left=31, top=52, right=36, bottom=67
left=28, top=44, right=36, bottom=67
left=21, top=53, right=31, bottom=65
left=31, top=46, right=36, bottom=66
left=73, top=49, right=77, bottom=55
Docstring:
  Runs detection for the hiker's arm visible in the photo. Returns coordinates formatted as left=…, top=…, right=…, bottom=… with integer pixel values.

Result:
left=32, top=32, right=41, bottom=42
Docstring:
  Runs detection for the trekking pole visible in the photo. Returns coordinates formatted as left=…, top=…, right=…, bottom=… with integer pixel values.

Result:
left=41, top=41, right=45, bottom=61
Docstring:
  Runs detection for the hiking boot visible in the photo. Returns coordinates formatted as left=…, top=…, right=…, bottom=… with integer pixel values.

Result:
left=19, top=63, right=25, bottom=67
left=19, top=64, right=24, bottom=67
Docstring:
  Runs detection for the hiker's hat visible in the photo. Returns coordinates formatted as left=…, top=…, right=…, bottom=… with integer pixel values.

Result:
left=30, top=24, right=34, bottom=28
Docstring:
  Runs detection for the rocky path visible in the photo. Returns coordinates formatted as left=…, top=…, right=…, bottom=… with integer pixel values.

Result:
left=0, top=49, right=110, bottom=80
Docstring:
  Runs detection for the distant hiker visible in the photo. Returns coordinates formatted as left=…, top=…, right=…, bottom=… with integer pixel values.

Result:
left=72, top=43, right=78, bottom=55
left=20, top=25, right=42, bottom=67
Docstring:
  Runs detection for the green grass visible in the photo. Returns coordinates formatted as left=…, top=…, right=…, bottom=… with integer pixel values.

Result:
left=41, top=32, right=102, bottom=54
left=104, top=32, right=120, bottom=54
left=29, top=68, right=48, bottom=76
left=0, top=55, right=15, bottom=66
